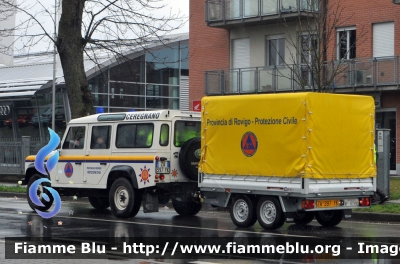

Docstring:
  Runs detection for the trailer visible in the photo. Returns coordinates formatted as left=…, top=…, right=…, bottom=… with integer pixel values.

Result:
left=198, top=92, right=376, bottom=230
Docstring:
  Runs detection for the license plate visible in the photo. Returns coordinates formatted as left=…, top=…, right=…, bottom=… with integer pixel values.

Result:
left=343, top=198, right=359, bottom=207
left=316, top=200, right=339, bottom=208
left=156, top=161, right=170, bottom=174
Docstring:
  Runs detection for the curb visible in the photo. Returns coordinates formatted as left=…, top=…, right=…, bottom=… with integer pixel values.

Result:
left=1, top=191, right=399, bottom=223
left=346, top=212, right=400, bottom=223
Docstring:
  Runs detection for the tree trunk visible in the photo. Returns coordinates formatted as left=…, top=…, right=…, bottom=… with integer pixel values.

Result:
left=56, top=0, right=93, bottom=119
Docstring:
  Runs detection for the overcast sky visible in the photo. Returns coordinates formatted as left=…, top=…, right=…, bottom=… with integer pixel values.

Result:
left=13, top=0, right=189, bottom=53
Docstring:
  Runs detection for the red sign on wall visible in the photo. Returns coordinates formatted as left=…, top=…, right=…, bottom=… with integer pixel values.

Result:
left=192, top=100, right=201, bottom=112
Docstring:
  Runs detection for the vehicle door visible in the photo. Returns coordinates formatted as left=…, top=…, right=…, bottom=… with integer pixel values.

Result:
left=155, top=122, right=172, bottom=181
left=55, top=125, right=87, bottom=186
left=170, top=117, right=201, bottom=181
left=84, top=124, right=112, bottom=185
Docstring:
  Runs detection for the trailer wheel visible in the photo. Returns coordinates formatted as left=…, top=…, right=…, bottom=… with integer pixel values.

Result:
left=293, top=212, right=315, bottom=225
left=315, top=210, right=343, bottom=227
left=88, top=197, right=110, bottom=210
left=109, top=178, right=141, bottom=218
left=172, top=200, right=202, bottom=216
left=230, top=195, right=257, bottom=228
left=179, top=137, right=201, bottom=181
left=27, top=174, right=54, bottom=212
left=256, top=196, right=285, bottom=230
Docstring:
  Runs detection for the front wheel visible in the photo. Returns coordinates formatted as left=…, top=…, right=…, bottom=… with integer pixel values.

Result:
left=315, top=210, right=343, bottom=227
left=229, top=195, right=257, bottom=228
left=89, top=197, right=110, bottom=210
left=109, top=178, right=141, bottom=218
left=256, top=196, right=285, bottom=230
left=172, top=200, right=202, bottom=216
left=27, top=174, right=54, bottom=212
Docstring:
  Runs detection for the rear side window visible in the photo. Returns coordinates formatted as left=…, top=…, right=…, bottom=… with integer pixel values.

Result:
left=160, top=124, right=169, bottom=146
left=174, top=121, right=201, bottom=147
left=116, top=123, right=154, bottom=148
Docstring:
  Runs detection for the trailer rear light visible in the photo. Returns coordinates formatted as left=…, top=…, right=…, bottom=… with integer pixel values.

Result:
left=302, top=200, right=315, bottom=209
left=155, top=175, right=159, bottom=179
left=155, top=156, right=160, bottom=161
left=359, top=197, right=370, bottom=206
left=160, top=174, right=165, bottom=181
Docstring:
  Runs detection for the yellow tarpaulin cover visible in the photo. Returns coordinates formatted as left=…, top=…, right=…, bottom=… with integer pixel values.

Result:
left=199, top=93, right=376, bottom=179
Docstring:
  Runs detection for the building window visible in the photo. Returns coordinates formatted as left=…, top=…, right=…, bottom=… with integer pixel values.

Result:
left=337, top=28, right=356, bottom=60
left=267, top=37, right=285, bottom=66
left=300, top=34, right=318, bottom=86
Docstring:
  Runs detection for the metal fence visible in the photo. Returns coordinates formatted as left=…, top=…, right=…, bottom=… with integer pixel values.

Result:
left=205, top=0, right=318, bottom=22
left=204, top=56, right=400, bottom=95
left=0, top=137, right=47, bottom=175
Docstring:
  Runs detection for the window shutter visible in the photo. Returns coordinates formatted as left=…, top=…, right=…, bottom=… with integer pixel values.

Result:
left=232, top=38, right=250, bottom=69
left=373, top=22, right=394, bottom=57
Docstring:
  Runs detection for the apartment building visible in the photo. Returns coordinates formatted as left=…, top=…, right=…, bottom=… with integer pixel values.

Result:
left=189, top=0, right=400, bottom=174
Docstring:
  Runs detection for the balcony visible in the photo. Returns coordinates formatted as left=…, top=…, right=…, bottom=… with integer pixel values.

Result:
left=204, top=56, right=400, bottom=95
left=205, top=0, right=319, bottom=28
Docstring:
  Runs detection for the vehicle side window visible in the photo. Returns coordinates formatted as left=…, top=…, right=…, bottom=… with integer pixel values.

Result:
left=174, top=121, right=201, bottom=147
left=160, top=124, right=169, bottom=146
left=91, top=125, right=111, bottom=149
left=116, top=123, right=154, bottom=148
left=62, top=126, right=86, bottom=149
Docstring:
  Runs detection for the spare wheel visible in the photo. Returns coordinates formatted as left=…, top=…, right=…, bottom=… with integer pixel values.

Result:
left=178, top=137, right=201, bottom=181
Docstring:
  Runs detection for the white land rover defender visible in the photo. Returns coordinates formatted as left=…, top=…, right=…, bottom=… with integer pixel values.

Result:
left=23, top=110, right=202, bottom=218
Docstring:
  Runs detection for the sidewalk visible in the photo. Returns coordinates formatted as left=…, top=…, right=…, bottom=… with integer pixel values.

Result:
left=2, top=175, right=400, bottom=223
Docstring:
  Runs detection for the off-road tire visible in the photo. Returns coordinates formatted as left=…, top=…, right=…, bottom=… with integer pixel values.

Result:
left=256, top=196, right=285, bottom=230
left=109, top=178, right=141, bottom=218
left=293, top=211, right=315, bottom=225
left=315, top=210, right=343, bottom=227
left=179, top=137, right=201, bottom=181
left=172, top=199, right=202, bottom=216
left=229, top=195, right=257, bottom=228
left=89, top=197, right=110, bottom=210
left=27, top=174, right=54, bottom=212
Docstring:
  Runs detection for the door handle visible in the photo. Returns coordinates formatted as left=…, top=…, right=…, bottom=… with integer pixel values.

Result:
left=75, top=162, right=82, bottom=165
left=100, top=162, right=107, bottom=165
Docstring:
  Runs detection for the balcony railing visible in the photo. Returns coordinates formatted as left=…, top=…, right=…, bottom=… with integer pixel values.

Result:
left=204, top=56, right=400, bottom=95
left=205, top=0, right=319, bottom=26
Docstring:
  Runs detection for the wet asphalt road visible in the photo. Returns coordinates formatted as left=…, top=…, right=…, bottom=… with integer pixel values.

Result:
left=0, top=195, right=398, bottom=263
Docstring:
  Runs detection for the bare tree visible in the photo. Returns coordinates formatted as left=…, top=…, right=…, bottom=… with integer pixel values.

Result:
left=274, top=0, right=366, bottom=92
left=0, top=0, right=185, bottom=118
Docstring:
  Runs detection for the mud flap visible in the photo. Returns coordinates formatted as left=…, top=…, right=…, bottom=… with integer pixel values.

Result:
left=343, top=209, right=352, bottom=219
left=142, top=192, right=159, bottom=213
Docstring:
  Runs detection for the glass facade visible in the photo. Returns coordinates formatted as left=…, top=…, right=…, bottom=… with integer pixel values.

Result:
left=0, top=40, right=189, bottom=141
left=90, top=41, right=189, bottom=113
left=0, top=93, right=66, bottom=140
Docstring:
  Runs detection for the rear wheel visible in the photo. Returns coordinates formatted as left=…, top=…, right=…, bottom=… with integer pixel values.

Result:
left=256, top=196, right=285, bottom=230
left=88, top=197, right=110, bottom=210
left=230, top=195, right=257, bottom=228
left=109, top=178, right=141, bottom=218
left=172, top=200, right=202, bottom=216
left=27, top=174, right=53, bottom=212
left=293, top=212, right=315, bottom=225
left=315, top=210, right=343, bottom=227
